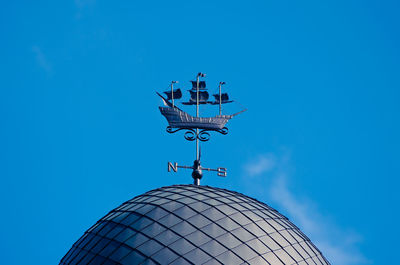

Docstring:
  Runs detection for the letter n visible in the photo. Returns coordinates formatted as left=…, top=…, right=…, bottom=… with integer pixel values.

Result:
left=168, top=162, right=178, bottom=172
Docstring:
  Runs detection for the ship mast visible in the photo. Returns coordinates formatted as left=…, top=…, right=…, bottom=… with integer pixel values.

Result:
left=170, top=81, right=178, bottom=107
left=218, top=81, right=225, bottom=115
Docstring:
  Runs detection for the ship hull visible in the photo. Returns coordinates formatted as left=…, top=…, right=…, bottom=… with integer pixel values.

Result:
left=159, top=107, right=232, bottom=130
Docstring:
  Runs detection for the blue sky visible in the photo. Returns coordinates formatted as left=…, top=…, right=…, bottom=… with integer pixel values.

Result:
left=1, top=1, right=399, bottom=264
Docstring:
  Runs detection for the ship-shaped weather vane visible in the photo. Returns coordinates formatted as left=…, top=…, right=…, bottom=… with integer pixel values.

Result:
left=157, top=72, right=246, bottom=185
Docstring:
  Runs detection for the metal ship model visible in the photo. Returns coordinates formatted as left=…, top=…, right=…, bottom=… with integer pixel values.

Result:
left=157, top=73, right=246, bottom=132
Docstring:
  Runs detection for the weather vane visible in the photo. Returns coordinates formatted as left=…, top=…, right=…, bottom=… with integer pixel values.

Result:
left=157, top=72, right=246, bottom=185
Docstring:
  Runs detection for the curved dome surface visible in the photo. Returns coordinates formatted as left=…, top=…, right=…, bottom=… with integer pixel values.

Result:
left=60, top=185, right=329, bottom=265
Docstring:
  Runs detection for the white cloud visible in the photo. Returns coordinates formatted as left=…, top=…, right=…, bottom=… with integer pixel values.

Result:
left=243, top=153, right=276, bottom=177
left=243, top=152, right=370, bottom=265
left=32, top=46, right=52, bottom=74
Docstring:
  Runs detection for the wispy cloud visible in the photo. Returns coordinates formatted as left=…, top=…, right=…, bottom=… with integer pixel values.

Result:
left=243, top=153, right=276, bottom=177
left=243, top=152, right=369, bottom=265
left=32, top=46, right=52, bottom=74
left=75, top=0, right=95, bottom=19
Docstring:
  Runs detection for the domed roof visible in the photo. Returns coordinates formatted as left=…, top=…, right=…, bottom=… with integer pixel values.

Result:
left=60, top=185, right=329, bottom=265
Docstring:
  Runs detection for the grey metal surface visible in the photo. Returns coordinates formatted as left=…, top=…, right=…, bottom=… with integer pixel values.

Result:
left=60, top=185, right=330, bottom=265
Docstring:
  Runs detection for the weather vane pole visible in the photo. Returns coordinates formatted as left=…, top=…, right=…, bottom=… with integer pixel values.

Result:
left=195, top=72, right=205, bottom=162
left=157, top=73, right=246, bottom=185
